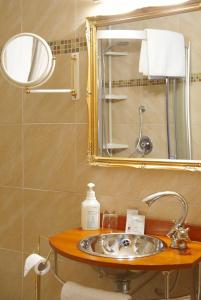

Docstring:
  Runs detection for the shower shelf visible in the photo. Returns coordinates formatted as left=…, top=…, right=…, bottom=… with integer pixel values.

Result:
left=101, top=40, right=128, bottom=153
left=104, top=51, right=128, bottom=56
left=103, top=143, right=128, bottom=150
left=104, top=94, right=128, bottom=100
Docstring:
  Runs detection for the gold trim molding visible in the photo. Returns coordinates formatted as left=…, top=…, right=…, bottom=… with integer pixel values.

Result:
left=87, top=1, right=201, bottom=26
left=86, top=0, right=201, bottom=172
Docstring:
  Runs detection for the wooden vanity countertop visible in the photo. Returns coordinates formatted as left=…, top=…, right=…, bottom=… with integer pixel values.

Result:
left=49, top=227, right=201, bottom=271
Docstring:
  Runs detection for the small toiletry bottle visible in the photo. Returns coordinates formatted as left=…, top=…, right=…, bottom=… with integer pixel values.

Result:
left=81, top=183, right=100, bottom=230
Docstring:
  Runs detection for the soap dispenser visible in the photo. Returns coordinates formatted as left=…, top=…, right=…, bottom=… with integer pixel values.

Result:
left=81, top=183, right=100, bottom=230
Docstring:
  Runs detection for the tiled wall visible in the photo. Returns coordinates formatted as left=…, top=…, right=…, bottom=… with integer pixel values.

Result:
left=0, top=1, right=200, bottom=299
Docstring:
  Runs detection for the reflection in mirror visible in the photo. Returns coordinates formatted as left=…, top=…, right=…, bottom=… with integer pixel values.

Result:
left=87, top=2, right=201, bottom=170
left=96, top=11, right=200, bottom=161
left=0, top=33, right=55, bottom=88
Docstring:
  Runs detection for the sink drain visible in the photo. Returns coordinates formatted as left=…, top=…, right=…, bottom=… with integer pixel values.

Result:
left=121, top=239, right=131, bottom=248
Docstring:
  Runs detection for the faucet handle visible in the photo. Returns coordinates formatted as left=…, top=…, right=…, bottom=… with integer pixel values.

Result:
left=168, top=225, right=190, bottom=250
left=167, top=221, right=189, bottom=237
left=175, top=226, right=190, bottom=241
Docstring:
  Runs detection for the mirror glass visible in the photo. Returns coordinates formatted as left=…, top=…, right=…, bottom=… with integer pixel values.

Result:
left=0, top=33, right=55, bottom=87
left=92, top=6, right=201, bottom=163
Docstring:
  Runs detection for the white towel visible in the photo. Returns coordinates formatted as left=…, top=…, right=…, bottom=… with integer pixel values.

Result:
left=61, top=281, right=132, bottom=300
left=139, top=29, right=186, bottom=78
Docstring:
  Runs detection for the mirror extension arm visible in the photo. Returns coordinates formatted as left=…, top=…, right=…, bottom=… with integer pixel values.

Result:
left=26, top=53, right=79, bottom=100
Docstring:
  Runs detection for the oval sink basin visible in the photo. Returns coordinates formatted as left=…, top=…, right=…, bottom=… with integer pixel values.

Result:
left=79, top=233, right=166, bottom=259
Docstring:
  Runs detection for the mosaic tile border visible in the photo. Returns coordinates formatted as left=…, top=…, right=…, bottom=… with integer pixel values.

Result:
left=48, top=37, right=87, bottom=55
left=191, top=73, right=201, bottom=83
left=104, top=73, right=201, bottom=88
left=111, top=78, right=166, bottom=87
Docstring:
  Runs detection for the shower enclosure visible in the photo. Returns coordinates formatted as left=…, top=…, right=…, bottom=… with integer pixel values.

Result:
left=97, top=29, right=191, bottom=160
left=165, top=44, right=191, bottom=160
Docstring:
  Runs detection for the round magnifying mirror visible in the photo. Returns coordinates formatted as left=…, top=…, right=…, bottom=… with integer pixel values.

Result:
left=0, top=33, right=55, bottom=88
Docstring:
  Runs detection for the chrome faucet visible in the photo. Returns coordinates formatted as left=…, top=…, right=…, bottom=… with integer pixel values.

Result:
left=142, top=191, right=190, bottom=250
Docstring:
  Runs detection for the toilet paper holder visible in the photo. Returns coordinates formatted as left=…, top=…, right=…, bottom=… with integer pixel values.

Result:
left=32, top=236, right=201, bottom=300
left=31, top=236, right=65, bottom=300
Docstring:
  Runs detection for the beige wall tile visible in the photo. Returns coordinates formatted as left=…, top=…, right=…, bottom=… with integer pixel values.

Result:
left=23, top=189, right=81, bottom=252
left=191, top=124, right=201, bottom=160
left=56, top=258, right=114, bottom=290
left=140, top=85, right=166, bottom=125
left=142, top=124, right=167, bottom=158
left=111, top=87, right=141, bottom=126
left=179, top=10, right=201, bottom=73
left=0, top=78, right=22, bottom=124
left=112, top=123, right=167, bottom=158
left=188, top=198, right=201, bottom=225
left=22, top=0, right=76, bottom=40
left=111, top=41, right=141, bottom=80
left=74, top=124, right=132, bottom=197
left=96, top=175, right=160, bottom=215
left=75, top=124, right=89, bottom=175
left=75, top=0, right=95, bottom=36
left=75, top=124, right=166, bottom=198
left=190, top=83, right=201, bottom=126
left=112, top=85, right=166, bottom=124
left=24, top=124, right=76, bottom=191
left=75, top=51, right=88, bottom=124
left=143, top=13, right=180, bottom=32
left=112, top=19, right=145, bottom=31
left=0, top=1, right=21, bottom=46
left=111, top=124, right=138, bottom=158
left=0, top=187, right=22, bottom=251
left=0, top=125, right=22, bottom=186
left=0, top=249, right=22, bottom=300
left=22, top=268, right=35, bottom=300
left=75, top=122, right=201, bottom=223
left=95, top=170, right=201, bottom=225
left=23, top=55, right=76, bottom=124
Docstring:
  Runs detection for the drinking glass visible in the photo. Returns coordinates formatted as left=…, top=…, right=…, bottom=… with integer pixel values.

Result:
left=102, top=211, right=118, bottom=232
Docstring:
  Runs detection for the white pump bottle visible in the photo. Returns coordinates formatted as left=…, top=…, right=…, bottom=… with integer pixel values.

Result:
left=81, top=183, right=100, bottom=230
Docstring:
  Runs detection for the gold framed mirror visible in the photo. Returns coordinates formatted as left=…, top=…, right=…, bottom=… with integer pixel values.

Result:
left=86, top=0, right=201, bottom=171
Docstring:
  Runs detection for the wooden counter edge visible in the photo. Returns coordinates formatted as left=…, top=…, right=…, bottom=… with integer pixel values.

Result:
left=49, top=227, right=201, bottom=271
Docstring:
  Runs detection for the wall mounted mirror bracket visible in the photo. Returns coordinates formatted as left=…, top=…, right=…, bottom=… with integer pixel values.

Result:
left=26, top=52, right=80, bottom=101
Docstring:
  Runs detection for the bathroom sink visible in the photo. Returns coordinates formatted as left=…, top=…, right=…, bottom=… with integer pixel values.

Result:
left=79, top=233, right=166, bottom=259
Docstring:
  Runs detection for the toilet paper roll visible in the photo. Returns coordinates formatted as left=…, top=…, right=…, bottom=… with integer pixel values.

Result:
left=24, top=253, right=50, bottom=277
left=34, top=259, right=50, bottom=276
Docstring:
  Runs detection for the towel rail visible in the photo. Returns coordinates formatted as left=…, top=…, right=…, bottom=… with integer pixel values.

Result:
left=97, top=29, right=147, bottom=40
left=33, top=235, right=199, bottom=300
